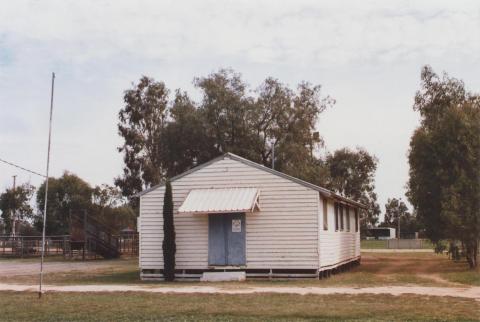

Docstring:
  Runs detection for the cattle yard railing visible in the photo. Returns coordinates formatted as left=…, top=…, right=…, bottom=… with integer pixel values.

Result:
left=0, top=235, right=70, bottom=258
left=117, top=234, right=139, bottom=255
left=0, top=234, right=139, bottom=258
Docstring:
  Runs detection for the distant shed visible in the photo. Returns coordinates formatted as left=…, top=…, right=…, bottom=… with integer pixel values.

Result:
left=365, top=227, right=396, bottom=240
left=136, top=153, right=367, bottom=280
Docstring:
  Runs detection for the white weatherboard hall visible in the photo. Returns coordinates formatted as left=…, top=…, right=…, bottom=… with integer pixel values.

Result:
left=137, top=153, right=367, bottom=280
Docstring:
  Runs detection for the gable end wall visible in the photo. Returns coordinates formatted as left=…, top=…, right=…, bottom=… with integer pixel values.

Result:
left=139, top=157, right=320, bottom=270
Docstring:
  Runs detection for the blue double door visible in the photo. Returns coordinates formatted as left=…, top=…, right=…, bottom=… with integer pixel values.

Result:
left=208, top=213, right=246, bottom=266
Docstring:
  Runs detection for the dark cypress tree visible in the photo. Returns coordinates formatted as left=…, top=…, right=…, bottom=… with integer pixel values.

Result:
left=162, top=180, right=176, bottom=281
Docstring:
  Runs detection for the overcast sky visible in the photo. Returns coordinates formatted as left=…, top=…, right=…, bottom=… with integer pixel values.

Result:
left=1, top=0, right=479, bottom=218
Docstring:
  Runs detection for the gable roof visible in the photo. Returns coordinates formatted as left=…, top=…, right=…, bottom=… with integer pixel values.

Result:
left=135, top=152, right=367, bottom=209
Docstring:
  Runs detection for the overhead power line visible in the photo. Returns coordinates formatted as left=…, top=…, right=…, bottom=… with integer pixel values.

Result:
left=0, top=157, right=46, bottom=178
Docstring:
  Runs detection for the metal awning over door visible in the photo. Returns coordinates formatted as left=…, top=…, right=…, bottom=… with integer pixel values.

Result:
left=178, top=188, right=260, bottom=214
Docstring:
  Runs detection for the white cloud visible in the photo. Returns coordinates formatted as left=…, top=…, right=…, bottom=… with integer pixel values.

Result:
left=1, top=0, right=478, bottom=67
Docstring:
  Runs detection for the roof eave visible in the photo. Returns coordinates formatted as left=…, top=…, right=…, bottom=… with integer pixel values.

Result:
left=224, top=153, right=367, bottom=209
left=134, top=152, right=368, bottom=210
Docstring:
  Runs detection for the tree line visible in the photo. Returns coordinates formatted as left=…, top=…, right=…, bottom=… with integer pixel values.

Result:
left=0, top=173, right=135, bottom=236
left=115, top=67, right=478, bottom=268
left=0, top=68, right=382, bottom=236
left=1, top=66, right=477, bottom=269
left=115, top=69, right=382, bottom=228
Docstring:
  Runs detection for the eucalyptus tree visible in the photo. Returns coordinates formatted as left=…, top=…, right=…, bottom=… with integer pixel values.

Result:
left=0, top=183, right=35, bottom=235
left=408, top=66, right=480, bottom=268
left=115, top=76, right=170, bottom=201
left=381, top=198, right=418, bottom=237
left=36, top=172, right=93, bottom=235
left=116, top=69, right=333, bottom=197
left=325, top=147, right=381, bottom=228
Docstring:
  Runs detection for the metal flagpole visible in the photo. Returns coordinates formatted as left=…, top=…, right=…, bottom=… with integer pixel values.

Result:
left=39, top=72, right=55, bottom=298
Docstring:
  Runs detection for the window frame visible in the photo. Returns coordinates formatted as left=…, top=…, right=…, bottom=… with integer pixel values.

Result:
left=339, top=204, right=344, bottom=231
left=355, top=208, right=359, bottom=232
left=322, top=198, right=328, bottom=231
left=334, top=202, right=339, bottom=231
left=346, top=205, right=351, bottom=231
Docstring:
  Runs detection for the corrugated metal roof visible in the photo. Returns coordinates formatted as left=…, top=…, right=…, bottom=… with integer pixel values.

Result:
left=178, top=188, right=260, bottom=214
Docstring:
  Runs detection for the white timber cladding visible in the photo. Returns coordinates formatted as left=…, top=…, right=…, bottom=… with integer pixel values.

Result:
left=139, top=155, right=362, bottom=272
left=139, top=157, right=320, bottom=270
left=318, top=195, right=361, bottom=268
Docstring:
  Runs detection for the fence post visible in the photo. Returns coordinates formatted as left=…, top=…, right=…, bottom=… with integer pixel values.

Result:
left=20, top=237, right=24, bottom=258
left=83, top=210, right=87, bottom=261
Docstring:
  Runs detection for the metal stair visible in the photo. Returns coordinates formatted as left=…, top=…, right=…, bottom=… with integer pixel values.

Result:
left=70, top=212, right=120, bottom=259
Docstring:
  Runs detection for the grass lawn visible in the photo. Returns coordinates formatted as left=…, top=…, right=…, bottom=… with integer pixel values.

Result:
left=441, top=269, right=480, bottom=286
left=1, top=253, right=478, bottom=321
left=1, top=291, right=479, bottom=321
left=361, top=239, right=388, bottom=249
left=360, top=239, right=435, bottom=249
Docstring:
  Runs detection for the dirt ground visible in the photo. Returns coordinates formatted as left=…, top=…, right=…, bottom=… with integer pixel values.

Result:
left=0, top=252, right=457, bottom=278
left=1, top=253, right=478, bottom=300
left=0, top=259, right=123, bottom=277
left=1, top=283, right=479, bottom=300
left=358, top=251, right=479, bottom=286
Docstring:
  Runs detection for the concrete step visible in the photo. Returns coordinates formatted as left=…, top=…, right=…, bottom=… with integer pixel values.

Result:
left=200, top=271, right=246, bottom=282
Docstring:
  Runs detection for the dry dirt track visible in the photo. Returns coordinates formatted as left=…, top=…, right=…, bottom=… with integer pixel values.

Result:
left=1, top=283, right=479, bottom=301
left=1, top=255, right=478, bottom=301
left=0, top=260, right=118, bottom=277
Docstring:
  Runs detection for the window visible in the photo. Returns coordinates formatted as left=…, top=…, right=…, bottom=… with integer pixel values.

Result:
left=334, top=202, right=339, bottom=231
left=323, top=199, right=328, bottom=230
left=355, top=208, right=359, bottom=232
left=346, top=205, right=351, bottom=231
left=339, top=204, right=344, bottom=231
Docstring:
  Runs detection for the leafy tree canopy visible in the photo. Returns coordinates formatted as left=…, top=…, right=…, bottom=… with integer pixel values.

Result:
left=0, top=183, right=35, bottom=235
left=325, top=147, right=380, bottom=227
left=380, top=198, right=419, bottom=237
left=36, top=173, right=136, bottom=235
left=382, top=198, right=410, bottom=226
left=92, top=184, right=136, bottom=233
left=36, top=172, right=93, bottom=235
left=116, top=69, right=380, bottom=229
left=408, top=65, right=480, bottom=268
left=115, top=76, right=170, bottom=204
left=116, top=69, right=334, bottom=199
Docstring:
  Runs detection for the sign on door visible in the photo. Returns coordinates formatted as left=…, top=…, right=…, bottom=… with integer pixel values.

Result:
left=232, top=219, right=242, bottom=232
